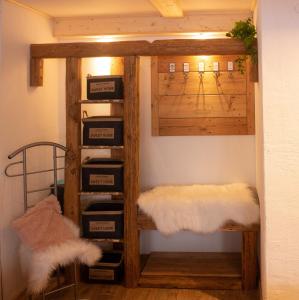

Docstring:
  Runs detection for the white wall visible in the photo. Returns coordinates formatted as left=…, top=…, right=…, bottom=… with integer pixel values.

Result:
left=0, top=1, right=64, bottom=299
left=258, top=0, right=299, bottom=299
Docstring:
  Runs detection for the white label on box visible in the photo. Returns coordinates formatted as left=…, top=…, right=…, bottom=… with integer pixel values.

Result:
left=90, top=81, right=115, bottom=93
left=89, top=128, right=115, bottom=139
left=89, top=221, right=116, bottom=232
left=89, top=174, right=115, bottom=186
left=89, top=268, right=115, bottom=280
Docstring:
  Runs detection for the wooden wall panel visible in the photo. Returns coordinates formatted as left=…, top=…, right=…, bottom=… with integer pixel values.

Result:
left=158, top=72, right=246, bottom=95
left=152, top=55, right=255, bottom=136
left=159, top=95, right=247, bottom=118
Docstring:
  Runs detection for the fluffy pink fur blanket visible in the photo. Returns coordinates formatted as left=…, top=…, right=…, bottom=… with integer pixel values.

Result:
left=12, top=195, right=101, bottom=294
left=12, top=195, right=75, bottom=250
left=138, top=183, right=260, bottom=234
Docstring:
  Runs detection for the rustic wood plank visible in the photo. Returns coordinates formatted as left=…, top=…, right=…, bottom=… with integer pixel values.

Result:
left=151, top=54, right=254, bottom=136
left=159, top=117, right=248, bottom=136
left=158, top=95, right=247, bottom=118
left=17, top=282, right=259, bottom=299
left=158, top=55, right=244, bottom=73
left=53, top=12, right=252, bottom=38
left=142, top=252, right=241, bottom=277
left=124, top=56, right=140, bottom=288
left=249, top=60, right=258, bottom=82
left=64, top=57, right=81, bottom=225
left=151, top=57, right=159, bottom=136
left=139, top=252, right=242, bottom=290
left=30, top=58, right=43, bottom=86
left=110, top=148, right=124, bottom=160
left=246, top=60, right=255, bottom=134
left=150, top=0, right=183, bottom=17
left=30, top=39, right=247, bottom=58
left=139, top=275, right=242, bottom=290
left=158, top=72, right=247, bottom=96
left=137, top=212, right=260, bottom=232
left=242, top=231, right=258, bottom=290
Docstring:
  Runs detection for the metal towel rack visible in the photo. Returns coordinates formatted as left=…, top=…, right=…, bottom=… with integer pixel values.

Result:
left=5, top=141, right=69, bottom=211
left=4, top=141, right=78, bottom=300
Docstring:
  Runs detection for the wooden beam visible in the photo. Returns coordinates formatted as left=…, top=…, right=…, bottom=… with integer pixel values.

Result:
left=151, top=56, right=159, bottom=135
left=124, top=56, right=140, bottom=288
left=137, top=212, right=260, bottom=232
left=53, top=11, right=252, bottom=37
left=149, top=0, right=183, bottom=18
left=242, top=231, right=258, bottom=290
left=64, top=57, right=81, bottom=225
left=30, top=58, right=43, bottom=86
left=31, top=39, right=247, bottom=59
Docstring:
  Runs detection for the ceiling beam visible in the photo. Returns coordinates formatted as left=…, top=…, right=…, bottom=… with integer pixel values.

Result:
left=53, top=11, right=252, bottom=38
left=30, top=39, right=248, bottom=59
left=149, top=0, right=183, bottom=18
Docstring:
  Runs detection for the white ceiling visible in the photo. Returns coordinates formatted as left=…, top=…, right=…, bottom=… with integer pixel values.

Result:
left=13, top=0, right=254, bottom=18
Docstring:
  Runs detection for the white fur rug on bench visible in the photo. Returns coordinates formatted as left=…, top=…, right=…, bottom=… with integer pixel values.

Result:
left=137, top=183, right=259, bottom=234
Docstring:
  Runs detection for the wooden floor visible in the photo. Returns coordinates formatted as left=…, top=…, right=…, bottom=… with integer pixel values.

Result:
left=25, top=283, right=259, bottom=300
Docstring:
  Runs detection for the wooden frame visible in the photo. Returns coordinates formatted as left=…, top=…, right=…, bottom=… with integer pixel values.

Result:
left=30, top=39, right=251, bottom=88
left=30, top=38, right=259, bottom=291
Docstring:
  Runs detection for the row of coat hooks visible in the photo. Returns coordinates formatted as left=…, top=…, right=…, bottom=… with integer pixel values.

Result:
left=168, top=61, right=236, bottom=80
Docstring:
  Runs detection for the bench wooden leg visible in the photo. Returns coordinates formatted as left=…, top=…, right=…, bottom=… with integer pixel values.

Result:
left=242, top=231, right=258, bottom=290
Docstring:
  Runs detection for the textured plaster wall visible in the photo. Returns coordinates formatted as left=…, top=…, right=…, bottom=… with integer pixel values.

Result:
left=0, top=2, right=64, bottom=299
left=258, top=0, right=299, bottom=299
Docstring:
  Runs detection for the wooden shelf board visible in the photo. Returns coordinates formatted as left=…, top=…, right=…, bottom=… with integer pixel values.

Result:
left=142, top=252, right=241, bottom=277
left=79, top=99, right=124, bottom=104
left=87, top=238, right=124, bottom=243
left=80, top=145, right=124, bottom=150
left=137, top=212, right=259, bottom=232
left=79, top=191, right=124, bottom=196
left=139, top=252, right=242, bottom=289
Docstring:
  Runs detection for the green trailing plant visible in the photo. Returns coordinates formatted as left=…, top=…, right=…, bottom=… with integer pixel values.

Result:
left=226, top=18, right=257, bottom=74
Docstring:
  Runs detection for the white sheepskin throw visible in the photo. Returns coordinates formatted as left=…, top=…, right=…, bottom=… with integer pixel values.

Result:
left=20, top=239, right=101, bottom=294
left=18, top=212, right=101, bottom=294
left=138, top=183, right=260, bottom=234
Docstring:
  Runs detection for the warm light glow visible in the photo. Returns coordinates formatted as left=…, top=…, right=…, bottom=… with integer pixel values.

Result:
left=89, top=57, right=112, bottom=76
left=197, top=55, right=209, bottom=61
left=188, top=32, right=227, bottom=40
left=96, top=37, right=115, bottom=43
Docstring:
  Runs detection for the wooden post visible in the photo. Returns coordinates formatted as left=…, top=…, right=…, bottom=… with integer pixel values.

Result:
left=64, top=57, right=81, bottom=225
left=30, top=58, right=43, bottom=86
left=242, top=231, right=258, bottom=290
left=124, top=56, right=140, bottom=287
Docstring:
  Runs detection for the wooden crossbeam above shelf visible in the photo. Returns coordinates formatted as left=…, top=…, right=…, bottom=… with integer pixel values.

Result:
left=30, top=39, right=247, bottom=59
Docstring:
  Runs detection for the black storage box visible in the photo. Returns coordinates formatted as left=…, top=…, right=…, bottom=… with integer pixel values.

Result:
left=82, top=117, right=123, bottom=146
left=82, top=202, right=124, bottom=239
left=87, top=75, right=123, bottom=100
left=50, top=181, right=64, bottom=214
left=82, top=252, right=123, bottom=283
left=81, top=158, right=123, bottom=192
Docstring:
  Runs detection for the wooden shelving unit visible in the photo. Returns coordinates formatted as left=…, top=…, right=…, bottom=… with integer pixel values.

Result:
left=30, top=39, right=259, bottom=291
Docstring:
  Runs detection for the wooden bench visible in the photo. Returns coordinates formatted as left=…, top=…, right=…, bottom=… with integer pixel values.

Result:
left=137, top=212, right=259, bottom=290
